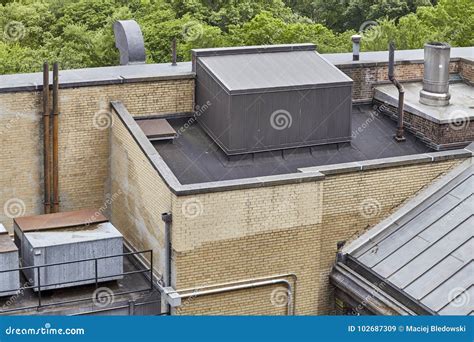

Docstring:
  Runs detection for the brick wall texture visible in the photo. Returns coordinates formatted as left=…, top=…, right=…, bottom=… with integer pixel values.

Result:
left=374, top=100, right=474, bottom=148
left=169, top=159, right=463, bottom=315
left=340, top=61, right=460, bottom=101
left=0, top=79, right=194, bottom=230
left=460, top=59, right=474, bottom=84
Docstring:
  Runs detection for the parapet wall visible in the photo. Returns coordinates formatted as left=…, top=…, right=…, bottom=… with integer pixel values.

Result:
left=0, top=76, right=194, bottom=230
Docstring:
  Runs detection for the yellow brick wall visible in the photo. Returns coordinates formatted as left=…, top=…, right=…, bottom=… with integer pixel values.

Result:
left=171, top=159, right=463, bottom=315
left=109, top=107, right=176, bottom=277
left=0, top=79, right=194, bottom=231
left=176, top=282, right=290, bottom=315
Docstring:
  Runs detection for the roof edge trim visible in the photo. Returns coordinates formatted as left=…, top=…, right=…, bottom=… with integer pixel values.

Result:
left=192, top=43, right=316, bottom=58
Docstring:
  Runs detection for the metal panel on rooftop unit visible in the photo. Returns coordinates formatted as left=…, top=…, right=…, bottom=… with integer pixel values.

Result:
left=193, top=44, right=353, bottom=155
left=195, top=61, right=231, bottom=151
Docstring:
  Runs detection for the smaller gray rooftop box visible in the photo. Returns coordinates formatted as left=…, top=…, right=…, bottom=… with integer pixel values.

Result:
left=192, top=44, right=353, bottom=155
left=0, top=224, right=20, bottom=297
left=14, top=209, right=123, bottom=292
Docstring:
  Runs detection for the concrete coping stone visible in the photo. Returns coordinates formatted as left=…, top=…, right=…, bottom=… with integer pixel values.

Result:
left=298, top=148, right=473, bottom=176
left=112, top=101, right=472, bottom=196
left=192, top=44, right=316, bottom=58
left=0, top=62, right=194, bottom=94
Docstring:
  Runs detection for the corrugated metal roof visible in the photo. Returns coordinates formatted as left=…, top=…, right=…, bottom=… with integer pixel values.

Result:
left=347, top=159, right=473, bottom=315
left=198, top=50, right=352, bottom=94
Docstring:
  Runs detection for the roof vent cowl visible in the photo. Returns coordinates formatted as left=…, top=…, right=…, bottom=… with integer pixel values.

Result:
left=419, top=42, right=451, bottom=107
left=113, top=20, right=146, bottom=65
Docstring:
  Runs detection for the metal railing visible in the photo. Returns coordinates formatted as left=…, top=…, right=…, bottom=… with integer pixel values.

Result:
left=0, top=249, right=154, bottom=314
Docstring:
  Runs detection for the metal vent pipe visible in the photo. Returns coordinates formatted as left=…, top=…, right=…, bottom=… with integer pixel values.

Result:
left=388, top=42, right=405, bottom=142
left=419, top=42, right=451, bottom=106
left=171, top=38, right=177, bottom=66
left=52, top=62, right=60, bottom=213
left=42, top=63, right=51, bottom=214
left=351, top=35, right=362, bottom=61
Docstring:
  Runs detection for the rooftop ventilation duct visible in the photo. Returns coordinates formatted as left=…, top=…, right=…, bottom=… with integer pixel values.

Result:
left=419, top=42, right=451, bottom=106
left=192, top=44, right=353, bottom=155
left=113, top=20, right=146, bottom=65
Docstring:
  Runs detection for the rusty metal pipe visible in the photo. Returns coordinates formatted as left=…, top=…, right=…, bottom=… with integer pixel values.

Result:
left=42, top=62, right=51, bottom=214
left=388, top=42, right=406, bottom=142
left=52, top=62, right=60, bottom=212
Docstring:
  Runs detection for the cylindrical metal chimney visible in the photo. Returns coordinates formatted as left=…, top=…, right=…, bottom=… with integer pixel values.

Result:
left=351, top=34, right=361, bottom=61
left=419, top=42, right=451, bottom=106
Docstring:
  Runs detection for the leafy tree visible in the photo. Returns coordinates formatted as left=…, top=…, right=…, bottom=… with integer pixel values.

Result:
left=362, top=0, right=473, bottom=50
left=0, top=0, right=471, bottom=74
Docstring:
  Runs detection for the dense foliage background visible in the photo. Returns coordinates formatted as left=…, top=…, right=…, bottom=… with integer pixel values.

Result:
left=0, top=0, right=472, bottom=74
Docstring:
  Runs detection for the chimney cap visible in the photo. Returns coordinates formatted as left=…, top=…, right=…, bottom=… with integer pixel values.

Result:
left=351, top=34, right=362, bottom=43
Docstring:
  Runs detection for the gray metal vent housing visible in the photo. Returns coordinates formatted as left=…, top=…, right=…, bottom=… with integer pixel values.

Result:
left=192, top=44, right=353, bottom=155
left=113, top=20, right=146, bottom=65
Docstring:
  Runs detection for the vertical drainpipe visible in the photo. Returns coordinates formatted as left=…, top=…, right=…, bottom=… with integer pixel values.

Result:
left=52, top=62, right=60, bottom=212
left=388, top=42, right=406, bottom=142
left=42, top=62, right=51, bottom=214
left=171, top=38, right=177, bottom=66
left=161, top=212, right=173, bottom=314
left=351, top=34, right=362, bottom=61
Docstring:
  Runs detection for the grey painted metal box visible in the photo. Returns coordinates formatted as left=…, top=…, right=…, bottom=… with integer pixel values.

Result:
left=0, top=224, right=20, bottom=297
left=192, top=44, right=353, bottom=155
left=13, top=210, right=123, bottom=292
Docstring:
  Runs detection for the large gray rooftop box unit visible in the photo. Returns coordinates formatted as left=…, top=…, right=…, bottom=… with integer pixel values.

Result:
left=0, top=224, right=20, bottom=297
left=14, top=209, right=123, bottom=292
left=192, top=44, right=353, bottom=155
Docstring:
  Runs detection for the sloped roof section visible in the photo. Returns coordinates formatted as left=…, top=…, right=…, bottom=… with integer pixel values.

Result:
left=344, top=158, right=473, bottom=315
left=196, top=45, right=352, bottom=94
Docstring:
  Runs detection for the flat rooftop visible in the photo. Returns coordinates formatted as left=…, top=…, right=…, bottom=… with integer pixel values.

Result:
left=152, top=105, right=434, bottom=184
left=375, top=82, right=474, bottom=124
